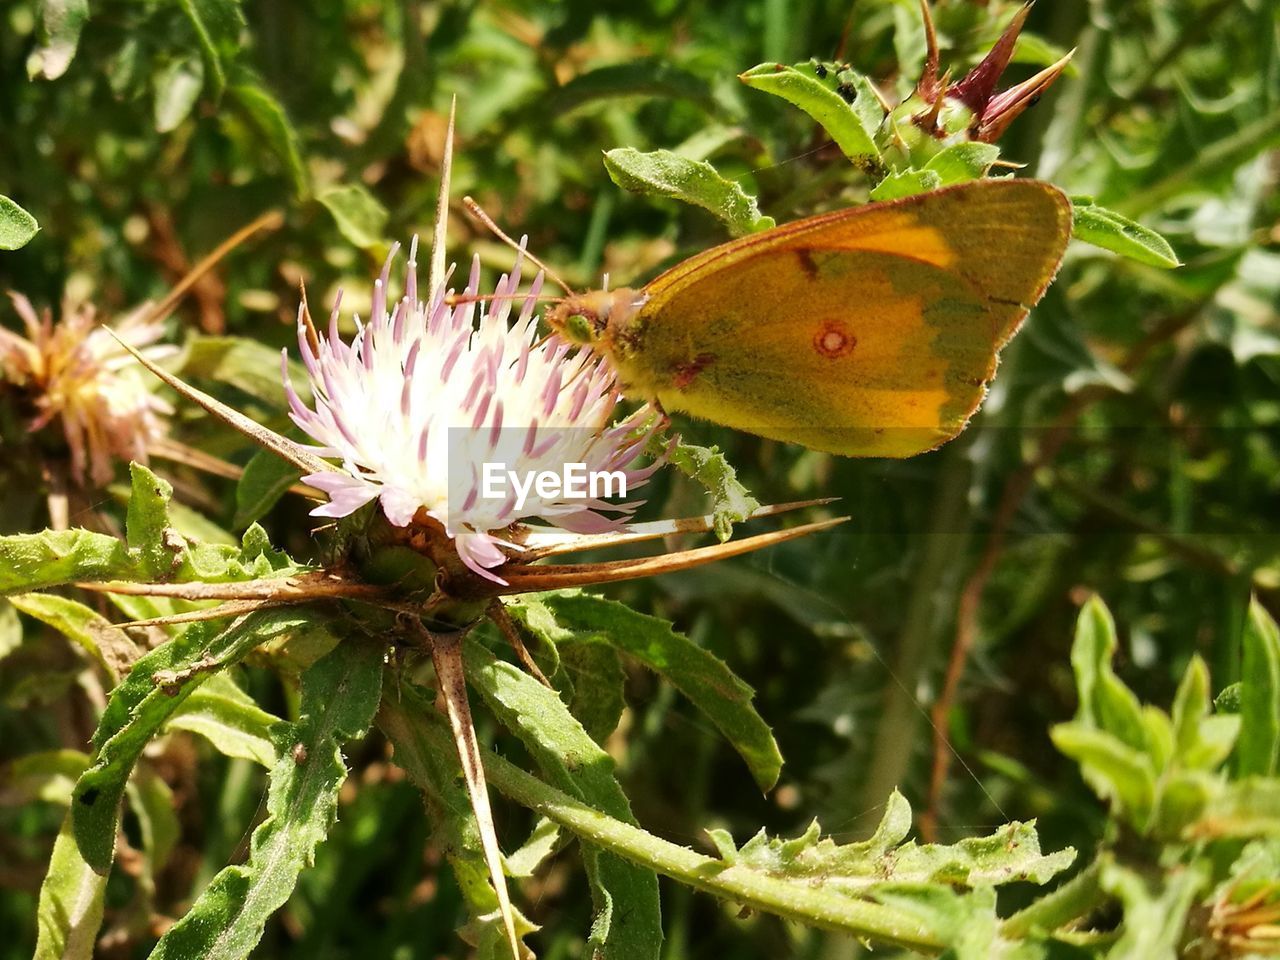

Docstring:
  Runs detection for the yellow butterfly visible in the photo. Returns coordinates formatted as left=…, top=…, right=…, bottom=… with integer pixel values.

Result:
left=545, top=179, right=1070, bottom=458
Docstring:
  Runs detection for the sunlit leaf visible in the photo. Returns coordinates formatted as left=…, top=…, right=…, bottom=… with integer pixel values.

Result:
left=508, top=591, right=782, bottom=791
left=603, top=148, right=774, bottom=237
left=0, top=195, right=40, bottom=249
left=168, top=672, right=281, bottom=767
left=150, top=639, right=383, bottom=960
left=317, top=184, right=390, bottom=252
left=32, top=813, right=107, bottom=960
left=1239, top=598, right=1280, bottom=777
left=1071, top=199, right=1181, bottom=268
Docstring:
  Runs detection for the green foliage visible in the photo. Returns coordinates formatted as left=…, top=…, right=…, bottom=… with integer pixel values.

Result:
left=150, top=639, right=383, bottom=959
left=1, top=0, right=1277, bottom=957
left=0, top=195, right=40, bottom=250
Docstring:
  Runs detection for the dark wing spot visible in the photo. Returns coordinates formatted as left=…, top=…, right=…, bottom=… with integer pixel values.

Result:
left=795, top=248, right=819, bottom=280
left=673, top=352, right=716, bottom=389
left=813, top=320, right=857, bottom=360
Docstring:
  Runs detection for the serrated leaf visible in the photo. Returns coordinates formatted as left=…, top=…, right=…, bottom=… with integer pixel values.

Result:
left=26, top=0, right=89, bottom=81
left=923, top=142, right=1001, bottom=185
left=717, top=790, right=1071, bottom=890
left=168, top=672, right=281, bottom=767
left=150, top=639, right=382, bottom=960
left=230, top=83, right=308, bottom=198
left=153, top=55, right=205, bottom=133
left=603, top=148, right=774, bottom=237
left=739, top=62, right=883, bottom=171
left=0, top=195, right=40, bottom=249
left=317, top=184, right=389, bottom=251
left=176, top=0, right=244, bottom=98
left=507, top=592, right=781, bottom=791
left=667, top=440, right=760, bottom=541
left=0, top=529, right=135, bottom=595
left=869, top=168, right=942, bottom=201
left=73, top=607, right=310, bottom=872
left=9, top=592, right=139, bottom=682
left=378, top=684, right=539, bottom=959
left=1050, top=723, right=1156, bottom=829
left=33, top=812, right=107, bottom=960
left=1239, top=598, right=1280, bottom=776
left=233, top=449, right=303, bottom=529
left=1070, top=199, right=1180, bottom=268
left=462, top=638, right=662, bottom=960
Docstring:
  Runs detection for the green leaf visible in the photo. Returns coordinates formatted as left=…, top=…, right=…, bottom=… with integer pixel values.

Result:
left=153, top=55, right=205, bottom=133
left=377, top=683, right=540, bottom=958
left=508, top=592, right=782, bottom=791
left=713, top=790, right=1073, bottom=890
left=505, top=818, right=563, bottom=879
left=1239, top=598, right=1280, bottom=776
left=1100, top=859, right=1208, bottom=960
left=739, top=61, right=883, bottom=172
left=317, top=184, right=390, bottom=251
left=230, top=83, right=308, bottom=198
left=0, top=195, right=40, bottom=250
left=181, top=335, right=308, bottom=410
left=26, top=0, right=89, bottom=80
left=0, top=529, right=134, bottom=595
left=0, top=599, right=20, bottom=660
left=462, top=638, right=663, bottom=960
left=923, top=142, right=1002, bottom=185
left=33, top=812, right=107, bottom=960
left=72, top=607, right=309, bottom=872
left=126, top=462, right=185, bottom=578
left=869, top=169, right=942, bottom=201
left=233, top=449, right=302, bottom=530
left=1191, top=777, right=1280, bottom=838
left=557, top=641, right=626, bottom=744
left=9, top=592, right=138, bottom=682
left=667, top=440, right=760, bottom=541
left=1170, top=655, right=1239, bottom=771
left=168, top=672, right=281, bottom=767
left=176, top=0, right=245, bottom=98
left=1050, top=723, right=1156, bottom=830
left=603, top=148, right=774, bottom=237
left=5, top=749, right=89, bottom=805
left=1069, top=596, right=1149, bottom=752
left=126, top=765, right=179, bottom=890
left=1070, top=199, right=1180, bottom=269
left=150, top=639, right=383, bottom=960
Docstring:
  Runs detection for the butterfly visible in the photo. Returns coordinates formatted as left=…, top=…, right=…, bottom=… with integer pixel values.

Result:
left=543, top=179, right=1071, bottom=457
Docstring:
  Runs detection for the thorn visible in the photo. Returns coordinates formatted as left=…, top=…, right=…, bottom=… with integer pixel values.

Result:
left=975, top=48, right=1074, bottom=142
left=949, top=2, right=1034, bottom=113
left=915, top=0, right=942, bottom=102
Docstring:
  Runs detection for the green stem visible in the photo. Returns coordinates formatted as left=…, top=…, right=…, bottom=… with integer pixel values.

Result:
left=1001, top=857, right=1106, bottom=939
left=379, top=695, right=948, bottom=954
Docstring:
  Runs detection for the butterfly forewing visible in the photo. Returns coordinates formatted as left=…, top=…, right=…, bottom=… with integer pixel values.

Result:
left=613, top=179, right=1071, bottom=457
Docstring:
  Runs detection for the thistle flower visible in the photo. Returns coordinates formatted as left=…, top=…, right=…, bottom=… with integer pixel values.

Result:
left=281, top=240, right=663, bottom=583
left=0, top=294, right=174, bottom=487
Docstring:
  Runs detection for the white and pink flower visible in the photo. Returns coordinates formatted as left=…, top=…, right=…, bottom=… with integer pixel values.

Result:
left=282, top=240, right=662, bottom=582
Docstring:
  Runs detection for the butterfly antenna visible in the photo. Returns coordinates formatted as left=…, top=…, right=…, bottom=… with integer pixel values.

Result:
left=462, top=195, right=576, bottom=296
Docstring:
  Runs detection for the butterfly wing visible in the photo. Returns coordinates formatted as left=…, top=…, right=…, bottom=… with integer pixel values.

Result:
left=610, top=179, right=1071, bottom=457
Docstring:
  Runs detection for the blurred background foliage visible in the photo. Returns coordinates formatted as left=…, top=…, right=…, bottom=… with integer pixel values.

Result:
left=1, top=0, right=1278, bottom=956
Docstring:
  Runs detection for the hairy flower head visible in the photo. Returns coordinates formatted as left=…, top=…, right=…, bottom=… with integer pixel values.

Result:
left=0, top=294, right=173, bottom=486
left=282, top=240, right=662, bottom=582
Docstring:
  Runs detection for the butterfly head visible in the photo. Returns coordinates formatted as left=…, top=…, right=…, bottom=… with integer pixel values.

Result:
left=546, top=288, right=647, bottom=348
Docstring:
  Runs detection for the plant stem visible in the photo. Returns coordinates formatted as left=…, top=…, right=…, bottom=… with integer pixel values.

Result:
left=379, top=694, right=949, bottom=955
left=1001, top=857, right=1106, bottom=939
